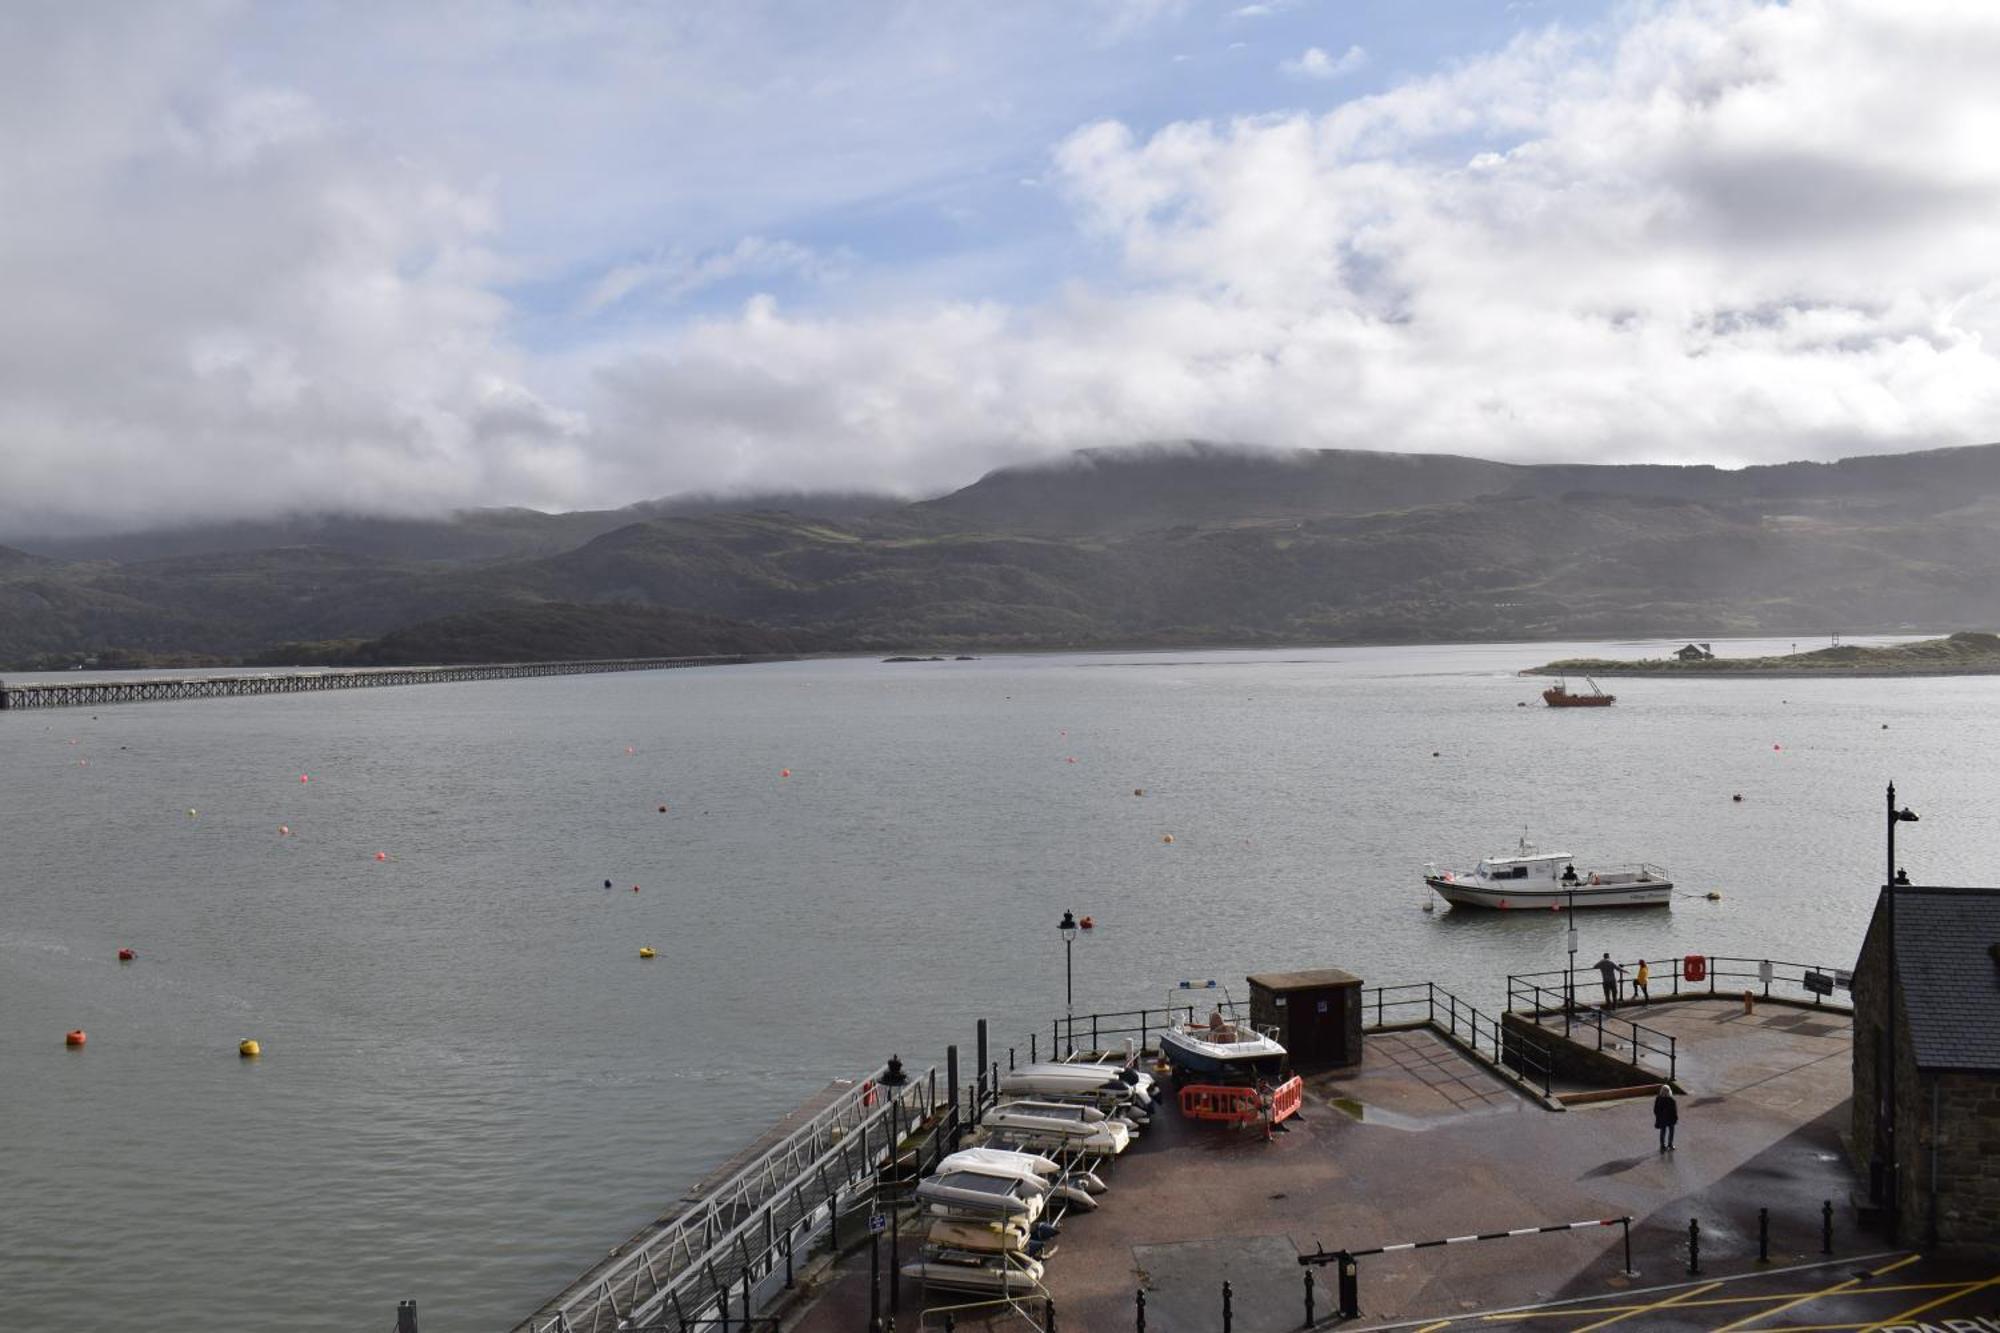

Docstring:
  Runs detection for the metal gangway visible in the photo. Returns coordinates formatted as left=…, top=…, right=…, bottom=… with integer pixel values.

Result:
left=519, top=1062, right=939, bottom=1333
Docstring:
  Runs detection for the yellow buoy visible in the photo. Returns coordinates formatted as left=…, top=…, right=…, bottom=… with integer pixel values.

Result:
left=638, top=947, right=656, bottom=959
left=239, top=1039, right=261, bottom=1058
left=1161, top=834, right=1174, bottom=844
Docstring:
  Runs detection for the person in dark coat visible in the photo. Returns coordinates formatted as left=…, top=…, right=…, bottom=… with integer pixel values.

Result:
left=1596, top=952, right=1619, bottom=1005
left=1654, top=1085, right=1678, bottom=1151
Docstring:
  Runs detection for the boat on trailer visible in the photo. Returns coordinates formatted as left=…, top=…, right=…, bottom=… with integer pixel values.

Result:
left=901, top=1247, right=1045, bottom=1294
left=1424, top=838, right=1671, bottom=909
left=1156, top=981, right=1288, bottom=1085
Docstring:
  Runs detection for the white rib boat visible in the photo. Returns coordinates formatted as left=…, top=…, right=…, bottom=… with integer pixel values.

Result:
left=926, top=1217, right=1032, bottom=1255
left=915, top=1170, right=1047, bottom=1222
left=979, top=1101, right=1131, bottom=1154
left=1424, top=838, right=1672, bottom=910
left=901, top=1249, right=1045, bottom=1294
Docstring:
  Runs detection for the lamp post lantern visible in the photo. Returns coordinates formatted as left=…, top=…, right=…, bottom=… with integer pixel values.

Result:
left=1878, top=782, right=1918, bottom=1242
left=1059, top=910, right=1078, bottom=1055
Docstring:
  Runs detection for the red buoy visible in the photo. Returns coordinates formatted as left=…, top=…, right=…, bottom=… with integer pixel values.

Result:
left=117, top=947, right=136, bottom=962
left=65, top=1030, right=86, bottom=1047
left=1079, top=916, right=1095, bottom=930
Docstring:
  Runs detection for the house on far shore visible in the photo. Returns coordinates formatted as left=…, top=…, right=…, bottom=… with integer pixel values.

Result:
left=1675, top=642, right=1714, bottom=661
left=1851, top=883, right=2000, bottom=1244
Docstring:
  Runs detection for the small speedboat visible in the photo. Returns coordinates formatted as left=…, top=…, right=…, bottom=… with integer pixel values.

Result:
left=1424, top=837, right=1672, bottom=910
left=1157, top=982, right=1288, bottom=1084
left=901, top=1248, right=1045, bottom=1294
left=938, top=1147, right=1062, bottom=1181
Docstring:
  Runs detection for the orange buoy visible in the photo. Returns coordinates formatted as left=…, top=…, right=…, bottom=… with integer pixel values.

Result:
left=65, top=1030, right=86, bottom=1047
left=117, top=947, right=135, bottom=962
left=780, top=768, right=792, bottom=778
left=626, top=746, right=635, bottom=755
left=278, top=825, right=291, bottom=836
left=1066, top=757, right=1077, bottom=764
left=1079, top=916, right=1095, bottom=930
left=1161, top=834, right=1174, bottom=844
left=300, top=774, right=310, bottom=782
left=632, top=884, right=640, bottom=892
left=374, top=851, right=388, bottom=861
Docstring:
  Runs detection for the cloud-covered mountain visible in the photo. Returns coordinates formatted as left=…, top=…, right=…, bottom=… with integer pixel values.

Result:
left=8, top=441, right=2000, bottom=667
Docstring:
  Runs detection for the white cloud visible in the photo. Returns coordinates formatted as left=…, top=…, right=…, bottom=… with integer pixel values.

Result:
left=1230, top=0, right=1303, bottom=18
left=9, top=1, right=2000, bottom=532
left=1281, top=44, right=1367, bottom=80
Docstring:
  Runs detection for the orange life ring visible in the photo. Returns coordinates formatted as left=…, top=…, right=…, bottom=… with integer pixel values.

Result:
left=861, top=1079, right=877, bottom=1108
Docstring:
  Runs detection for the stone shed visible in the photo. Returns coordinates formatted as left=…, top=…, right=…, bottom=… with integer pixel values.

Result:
left=1851, top=883, right=2000, bottom=1244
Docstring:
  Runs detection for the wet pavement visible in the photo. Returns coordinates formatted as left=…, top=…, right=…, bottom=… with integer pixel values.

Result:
left=776, top=1000, right=1986, bottom=1333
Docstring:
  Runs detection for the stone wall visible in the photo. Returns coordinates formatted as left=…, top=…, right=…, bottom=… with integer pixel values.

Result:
left=1924, top=1071, right=2000, bottom=1243
left=1501, top=1011, right=1671, bottom=1090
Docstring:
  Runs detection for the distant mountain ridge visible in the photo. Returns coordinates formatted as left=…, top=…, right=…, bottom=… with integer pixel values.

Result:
left=5, top=440, right=2000, bottom=666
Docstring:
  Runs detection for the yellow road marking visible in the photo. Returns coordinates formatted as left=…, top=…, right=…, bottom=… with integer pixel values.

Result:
left=1711, top=1252, right=1922, bottom=1332
left=1480, top=1279, right=1963, bottom=1323
left=1413, top=1323, right=1453, bottom=1331
left=1856, top=1271, right=2000, bottom=1333
left=1568, top=1279, right=1722, bottom=1331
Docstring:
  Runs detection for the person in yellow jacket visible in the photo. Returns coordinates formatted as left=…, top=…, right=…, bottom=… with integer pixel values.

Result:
left=1633, top=958, right=1651, bottom=1005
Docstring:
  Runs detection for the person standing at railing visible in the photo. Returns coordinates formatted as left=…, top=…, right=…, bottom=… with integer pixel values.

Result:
left=1633, top=958, right=1650, bottom=1005
left=1595, top=953, right=1619, bottom=1006
left=1653, top=1085, right=1678, bottom=1152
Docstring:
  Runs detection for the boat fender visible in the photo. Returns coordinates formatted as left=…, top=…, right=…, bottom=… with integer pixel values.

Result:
left=861, top=1079, right=877, bottom=1108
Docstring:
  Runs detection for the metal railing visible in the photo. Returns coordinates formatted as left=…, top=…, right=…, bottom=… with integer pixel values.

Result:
left=1360, top=982, right=1555, bottom=1098
left=525, top=1062, right=939, bottom=1333
left=1505, top=976, right=1678, bottom=1080
left=1510, top=955, right=1853, bottom=1010
left=1049, top=1005, right=1202, bottom=1060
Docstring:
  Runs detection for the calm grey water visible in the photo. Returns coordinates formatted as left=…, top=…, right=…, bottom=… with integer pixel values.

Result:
left=5, top=639, right=1996, bottom=1331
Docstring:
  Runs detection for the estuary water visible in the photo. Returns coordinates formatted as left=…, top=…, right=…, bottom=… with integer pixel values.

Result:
left=5, top=638, right=1998, bottom=1331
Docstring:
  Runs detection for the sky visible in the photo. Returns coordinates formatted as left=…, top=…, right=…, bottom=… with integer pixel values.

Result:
left=4, top=0, right=2000, bottom=534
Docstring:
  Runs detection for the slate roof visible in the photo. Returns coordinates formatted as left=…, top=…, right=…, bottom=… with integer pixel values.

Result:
left=1891, top=886, right=2000, bottom=1073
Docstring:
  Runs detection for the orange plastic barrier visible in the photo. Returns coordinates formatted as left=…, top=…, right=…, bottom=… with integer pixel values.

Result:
left=1269, top=1075, right=1304, bottom=1126
left=1683, top=954, right=1707, bottom=983
left=1179, top=1083, right=1261, bottom=1124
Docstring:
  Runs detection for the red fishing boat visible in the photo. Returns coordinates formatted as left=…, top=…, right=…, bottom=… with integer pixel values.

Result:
left=1543, top=677, right=1614, bottom=707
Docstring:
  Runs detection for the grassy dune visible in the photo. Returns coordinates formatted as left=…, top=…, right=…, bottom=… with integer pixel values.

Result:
left=1531, top=631, right=2000, bottom=676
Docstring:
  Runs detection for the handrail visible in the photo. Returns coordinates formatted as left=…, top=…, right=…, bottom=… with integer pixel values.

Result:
left=1504, top=976, right=1678, bottom=1080
left=1507, top=954, right=1853, bottom=1011
left=525, top=1064, right=938, bottom=1333
left=1360, top=981, right=1555, bottom=1099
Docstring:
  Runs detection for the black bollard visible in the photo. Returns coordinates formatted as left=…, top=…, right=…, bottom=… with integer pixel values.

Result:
left=1223, top=1279, right=1234, bottom=1332
left=395, top=1300, right=419, bottom=1333
left=1687, top=1218, right=1702, bottom=1276
left=1758, top=1207, right=1770, bottom=1263
left=1337, top=1250, right=1359, bottom=1319
left=945, top=1318, right=956, bottom=1333
left=1303, top=1269, right=1315, bottom=1327
left=1822, top=1199, right=1835, bottom=1254
left=1135, top=1288, right=1146, bottom=1332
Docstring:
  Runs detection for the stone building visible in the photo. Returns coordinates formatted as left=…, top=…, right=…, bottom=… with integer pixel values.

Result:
left=1851, top=884, right=2000, bottom=1244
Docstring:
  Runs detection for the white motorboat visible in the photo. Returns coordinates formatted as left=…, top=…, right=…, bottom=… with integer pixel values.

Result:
left=997, top=1088, right=1149, bottom=1126
left=915, top=1170, right=1047, bottom=1222
left=1157, top=982, right=1288, bottom=1084
left=979, top=1101, right=1131, bottom=1154
left=901, top=1249, right=1045, bottom=1294
left=1424, top=838, right=1672, bottom=909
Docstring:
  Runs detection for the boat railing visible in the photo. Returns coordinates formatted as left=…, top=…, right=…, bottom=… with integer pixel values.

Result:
left=1360, top=982, right=1554, bottom=1099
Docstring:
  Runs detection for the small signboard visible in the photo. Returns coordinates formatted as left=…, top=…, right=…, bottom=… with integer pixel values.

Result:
left=1803, top=970, right=1834, bottom=996
left=1834, top=969, right=1854, bottom=991
left=868, top=1213, right=888, bottom=1234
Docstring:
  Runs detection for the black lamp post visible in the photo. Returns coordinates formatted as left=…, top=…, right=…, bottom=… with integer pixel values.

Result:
left=1562, top=871, right=1579, bottom=1036
left=1878, top=782, right=1918, bottom=1241
left=1059, top=910, right=1078, bottom=1054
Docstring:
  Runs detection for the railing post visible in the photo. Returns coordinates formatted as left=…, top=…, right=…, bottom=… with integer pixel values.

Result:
left=1093, top=1014, right=1099, bottom=1053
left=1596, top=1008, right=1604, bottom=1051
left=1669, top=1036, right=1677, bottom=1083
left=1031, top=1032, right=1038, bottom=1064
left=1427, top=981, right=1435, bottom=1026
left=1376, top=987, right=1383, bottom=1027
left=945, top=1045, right=959, bottom=1151
left=976, top=1019, right=988, bottom=1096
left=1141, top=1012, right=1149, bottom=1052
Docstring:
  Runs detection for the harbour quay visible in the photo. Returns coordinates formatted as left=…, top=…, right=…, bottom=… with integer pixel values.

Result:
left=493, top=952, right=2000, bottom=1332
